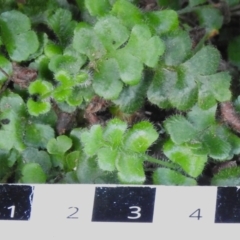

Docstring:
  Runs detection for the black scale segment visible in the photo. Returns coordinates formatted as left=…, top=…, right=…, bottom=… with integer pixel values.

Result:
left=0, top=185, right=34, bottom=220
left=92, top=187, right=156, bottom=222
left=215, top=187, right=240, bottom=223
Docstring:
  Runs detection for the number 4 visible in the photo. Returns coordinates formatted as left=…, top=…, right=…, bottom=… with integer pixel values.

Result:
left=189, top=209, right=202, bottom=220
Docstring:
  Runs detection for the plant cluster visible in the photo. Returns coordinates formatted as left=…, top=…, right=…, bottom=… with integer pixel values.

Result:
left=1, top=0, right=240, bottom=185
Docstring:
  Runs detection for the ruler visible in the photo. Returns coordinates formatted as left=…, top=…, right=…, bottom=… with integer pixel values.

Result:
left=0, top=184, right=239, bottom=240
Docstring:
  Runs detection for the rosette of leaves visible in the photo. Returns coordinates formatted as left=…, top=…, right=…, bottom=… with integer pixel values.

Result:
left=147, top=42, right=231, bottom=111
left=0, top=10, right=39, bottom=61
left=72, top=0, right=180, bottom=112
left=163, top=105, right=240, bottom=179
left=79, top=118, right=159, bottom=184
left=72, top=19, right=164, bottom=100
left=24, top=0, right=179, bottom=114
left=75, top=118, right=197, bottom=185
left=0, top=91, right=57, bottom=183
left=27, top=68, right=92, bottom=116
left=19, top=135, right=77, bottom=183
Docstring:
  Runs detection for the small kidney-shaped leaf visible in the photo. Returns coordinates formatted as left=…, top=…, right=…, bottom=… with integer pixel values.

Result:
left=47, top=135, right=72, bottom=155
left=21, top=163, right=46, bottom=183
left=28, top=79, right=53, bottom=97
left=27, top=99, right=51, bottom=116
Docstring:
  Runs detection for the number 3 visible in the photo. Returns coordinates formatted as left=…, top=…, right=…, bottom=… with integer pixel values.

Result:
left=127, top=206, right=141, bottom=219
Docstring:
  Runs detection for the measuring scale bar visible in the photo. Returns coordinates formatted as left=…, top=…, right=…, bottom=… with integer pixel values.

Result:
left=0, top=184, right=239, bottom=240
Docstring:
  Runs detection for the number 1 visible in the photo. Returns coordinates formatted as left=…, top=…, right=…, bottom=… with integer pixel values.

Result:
left=7, top=205, right=15, bottom=218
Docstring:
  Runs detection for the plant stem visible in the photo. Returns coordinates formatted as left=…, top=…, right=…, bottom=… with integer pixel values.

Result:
left=145, top=155, right=180, bottom=171
left=0, top=170, right=14, bottom=183
left=177, top=6, right=201, bottom=15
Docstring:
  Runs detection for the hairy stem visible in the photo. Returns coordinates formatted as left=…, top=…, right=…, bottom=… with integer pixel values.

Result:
left=145, top=155, right=180, bottom=171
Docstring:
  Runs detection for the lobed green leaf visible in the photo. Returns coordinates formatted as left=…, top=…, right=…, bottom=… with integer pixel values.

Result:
left=65, top=151, right=81, bottom=171
left=103, top=118, right=128, bottom=147
left=76, top=155, right=105, bottom=183
left=123, top=121, right=158, bottom=153
left=44, top=42, right=63, bottom=58
left=47, top=8, right=76, bottom=45
left=93, top=58, right=123, bottom=99
left=0, top=10, right=39, bottom=61
left=97, top=147, right=118, bottom=171
left=94, top=16, right=129, bottom=51
left=20, top=163, right=46, bottom=183
left=111, top=0, right=143, bottom=29
left=211, top=167, right=240, bottom=186
left=187, top=105, right=216, bottom=131
left=113, top=72, right=150, bottom=113
left=73, top=23, right=106, bottom=60
left=0, top=93, right=26, bottom=151
left=195, top=6, right=223, bottom=32
left=80, top=124, right=103, bottom=156
left=116, top=153, right=145, bottom=184
left=164, top=115, right=197, bottom=144
left=203, top=131, right=231, bottom=160
left=163, top=139, right=207, bottom=178
left=115, top=49, right=143, bottom=85
left=24, top=123, right=55, bottom=149
left=53, top=86, right=72, bottom=102
left=27, top=99, right=51, bottom=116
left=145, top=10, right=179, bottom=35
left=49, top=54, right=84, bottom=74
left=198, top=72, right=231, bottom=109
left=153, top=168, right=197, bottom=185
left=183, top=45, right=220, bottom=75
left=66, top=88, right=83, bottom=107
left=28, top=79, right=53, bottom=97
left=124, top=24, right=165, bottom=67
left=169, top=67, right=198, bottom=110
left=144, top=36, right=165, bottom=67
left=22, top=147, right=52, bottom=174
left=147, top=69, right=176, bottom=109
left=47, top=135, right=72, bottom=155
left=162, top=29, right=192, bottom=66
left=85, top=0, right=111, bottom=17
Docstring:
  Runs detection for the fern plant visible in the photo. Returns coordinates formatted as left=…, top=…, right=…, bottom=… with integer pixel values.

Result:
left=0, top=0, right=240, bottom=185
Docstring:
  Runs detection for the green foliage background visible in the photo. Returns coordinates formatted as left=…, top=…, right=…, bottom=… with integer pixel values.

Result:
left=0, top=0, right=240, bottom=185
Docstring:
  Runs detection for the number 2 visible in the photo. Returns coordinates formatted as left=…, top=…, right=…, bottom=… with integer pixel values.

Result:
left=127, top=206, right=141, bottom=219
left=67, top=207, right=79, bottom=219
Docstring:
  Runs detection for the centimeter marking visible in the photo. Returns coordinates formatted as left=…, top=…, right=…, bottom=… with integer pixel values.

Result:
left=0, top=185, right=239, bottom=239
